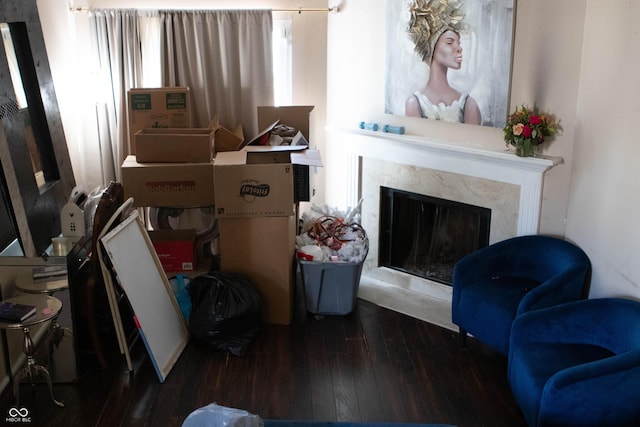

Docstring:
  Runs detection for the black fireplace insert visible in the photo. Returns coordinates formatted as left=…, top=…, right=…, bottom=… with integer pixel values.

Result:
left=379, top=187, right=491, bottom=285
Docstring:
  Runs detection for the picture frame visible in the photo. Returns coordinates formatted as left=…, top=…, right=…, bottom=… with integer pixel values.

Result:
left=100, top=209, right=189, bottom=383
left=385, top=0, right=516, bottom=128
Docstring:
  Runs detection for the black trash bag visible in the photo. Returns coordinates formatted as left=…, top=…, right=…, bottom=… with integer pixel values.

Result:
left=188, top=272, right=262, bottom=357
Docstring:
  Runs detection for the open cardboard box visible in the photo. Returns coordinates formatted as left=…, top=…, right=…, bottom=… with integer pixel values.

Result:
left=127, top=87, right=191, bottom=155
left=214, top=145, right=322, bottom=219
left=257, top=106, right=313, bottom=141
left=135, top=128, right=215, bottom=163
left=208, top=112, right=245, bottom=153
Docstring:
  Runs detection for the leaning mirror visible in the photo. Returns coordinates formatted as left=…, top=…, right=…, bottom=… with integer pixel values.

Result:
left=0, top=0, right=75, bottom=257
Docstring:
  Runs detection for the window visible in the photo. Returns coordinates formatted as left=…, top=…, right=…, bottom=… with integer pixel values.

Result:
left=272, top=19, right=292, bottom=106
left=137, top=16, right=292, bottom=106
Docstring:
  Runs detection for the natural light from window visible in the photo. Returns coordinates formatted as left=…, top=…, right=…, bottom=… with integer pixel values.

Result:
left=272, top=19, right=292, bottom=106
left=123, top=16, right=292, bottom=107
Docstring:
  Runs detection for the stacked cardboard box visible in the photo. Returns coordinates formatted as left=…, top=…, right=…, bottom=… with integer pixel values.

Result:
left=215, top=106, right=320, bottom=325
left=135, top=128, right=215, bottom=163
left=124, top=87, right=203, bottom=273
left=121, top=96, right=321, bottom=318
left=121, top=155, right=215, bottom=208
left=127, top=87, right=191, bottom=155
left=123, top=87, right=214, bottom=208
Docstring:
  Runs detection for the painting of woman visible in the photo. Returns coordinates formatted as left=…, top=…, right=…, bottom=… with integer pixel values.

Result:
left=385, top=0, right=515, bottom=128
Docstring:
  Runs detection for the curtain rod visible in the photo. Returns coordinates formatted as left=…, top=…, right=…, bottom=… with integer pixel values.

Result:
left=70, top=7, right=336, bottom=13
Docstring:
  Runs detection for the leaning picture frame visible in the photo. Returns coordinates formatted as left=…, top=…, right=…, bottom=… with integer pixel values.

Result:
left=100, top=209, right=189, bottom=383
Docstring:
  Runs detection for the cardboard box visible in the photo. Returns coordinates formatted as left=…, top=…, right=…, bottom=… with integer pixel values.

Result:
left=257, top=105, right=314, bottom=141
left=135, top=128, right=215, bottom=163
left=215, top=124, right=245, bottom=153
left=128, top=87, right=191, bottom=154
left=214, top=146, right=321, bottom=218
left=208, top=113, right=245, bottom=153
left=214, top=147, right=294, bottom=218
left=219, top=215, right=296, bottom=325
left=149, top=229, right=195, bottom=273
left=121, top=155, right=215, bottom=207
left=255, top=106, right=319, bottom=201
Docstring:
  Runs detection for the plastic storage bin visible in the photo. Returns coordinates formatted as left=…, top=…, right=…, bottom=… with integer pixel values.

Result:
left=299, top=260, right=365, bottom=315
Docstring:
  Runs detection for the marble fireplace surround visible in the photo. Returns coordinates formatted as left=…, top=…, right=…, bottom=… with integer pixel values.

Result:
left=333, top=128, right=561, bottom=330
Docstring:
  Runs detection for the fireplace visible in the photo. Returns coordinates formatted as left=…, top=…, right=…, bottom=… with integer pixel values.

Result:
left=325, top=127, right=560, bottom=329
left=379, top=187, right=490, bottom=285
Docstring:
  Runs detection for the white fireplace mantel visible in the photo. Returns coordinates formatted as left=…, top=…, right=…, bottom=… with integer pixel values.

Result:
left=332, top=127, right=562, bottom=236
left=325, top=127, right=563, bottom=329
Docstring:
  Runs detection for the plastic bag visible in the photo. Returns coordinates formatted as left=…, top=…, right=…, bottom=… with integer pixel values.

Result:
left=182, top=403, right=263, bottom=427
left=188, top=272, right=262, bottom=357
left=169, top=274, right=192, bottom=322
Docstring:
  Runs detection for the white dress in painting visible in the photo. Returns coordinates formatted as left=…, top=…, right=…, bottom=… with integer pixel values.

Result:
left=413, top=92, right=468, bottom=123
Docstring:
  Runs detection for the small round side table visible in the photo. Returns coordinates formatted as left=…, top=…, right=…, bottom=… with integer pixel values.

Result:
left=15, top=273, right=72, bottom=345
left=0, top=294, right=64, bottom=407
left=15, top=273, right=68, bottom=294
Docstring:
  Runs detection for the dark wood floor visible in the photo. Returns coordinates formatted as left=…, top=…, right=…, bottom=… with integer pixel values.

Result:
left=0, top=281, right=527, bottom=427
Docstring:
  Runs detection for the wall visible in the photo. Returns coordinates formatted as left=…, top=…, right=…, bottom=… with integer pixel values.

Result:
left=325, top=0, right=640, bottom=300
left=566, top=1, right=640, bottom=298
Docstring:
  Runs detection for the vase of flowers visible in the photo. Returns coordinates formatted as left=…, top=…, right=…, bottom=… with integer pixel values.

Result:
left=503, top=105, right=559, bottom=157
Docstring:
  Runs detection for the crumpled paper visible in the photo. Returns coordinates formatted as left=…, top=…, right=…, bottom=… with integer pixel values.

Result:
left=296, top=200, right=368, bottom=263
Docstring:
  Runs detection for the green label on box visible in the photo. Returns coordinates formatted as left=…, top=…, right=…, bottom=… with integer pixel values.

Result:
left=166, top=93, right=187, bottom=109
left=130, top=94, right=152, bottom=110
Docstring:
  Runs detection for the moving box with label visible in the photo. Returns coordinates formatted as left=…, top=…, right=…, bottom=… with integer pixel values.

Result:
left=127, top=87, right=191, bottom=154
left=121, top=155, right=214, bottom=207
left=214, top=146, right=322, bottom=218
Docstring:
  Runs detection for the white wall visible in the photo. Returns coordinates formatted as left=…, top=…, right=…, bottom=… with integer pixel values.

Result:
left=565, top=1, right=640, bottom=299
left=325, top=0, right=639, bottom=300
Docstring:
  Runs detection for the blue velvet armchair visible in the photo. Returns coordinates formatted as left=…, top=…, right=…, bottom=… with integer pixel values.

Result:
left=508, top=297, right=640, bottom=427
left=451, top=235, right=591, bottom=355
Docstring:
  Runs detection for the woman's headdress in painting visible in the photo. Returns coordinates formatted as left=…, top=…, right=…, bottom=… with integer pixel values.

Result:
left=408, top=0, right=467, bottom=63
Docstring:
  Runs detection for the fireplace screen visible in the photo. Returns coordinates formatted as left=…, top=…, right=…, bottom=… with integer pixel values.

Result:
left=379, top=187, right=491, bottom=285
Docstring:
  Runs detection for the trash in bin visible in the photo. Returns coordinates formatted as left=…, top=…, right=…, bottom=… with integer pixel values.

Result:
left=295, top=202, right=368, bottom=315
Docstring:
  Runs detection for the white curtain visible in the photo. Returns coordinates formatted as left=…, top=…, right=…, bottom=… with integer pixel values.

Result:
left=159, top=10, right=274, bottom=139
left=90, top=9, right=146, bottom=183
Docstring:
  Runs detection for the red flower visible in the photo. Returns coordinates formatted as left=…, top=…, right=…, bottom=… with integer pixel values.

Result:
left=529, top=115, right=542, bottom=125
left=522, top=125, right=532, bottom=138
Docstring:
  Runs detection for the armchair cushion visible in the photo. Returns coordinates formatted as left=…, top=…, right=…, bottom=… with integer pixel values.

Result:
left=508, top=298, right=640, bottom=427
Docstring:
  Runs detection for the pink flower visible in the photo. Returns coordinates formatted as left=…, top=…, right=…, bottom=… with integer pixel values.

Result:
left=522, top=125, right=532, bottom=138
left=512, top=123, right=524, bottom=136
left=529, top=116, right=542, bottom=125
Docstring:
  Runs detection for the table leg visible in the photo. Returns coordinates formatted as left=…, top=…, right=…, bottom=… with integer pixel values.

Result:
left=13, top=326, right=64, bottom=407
